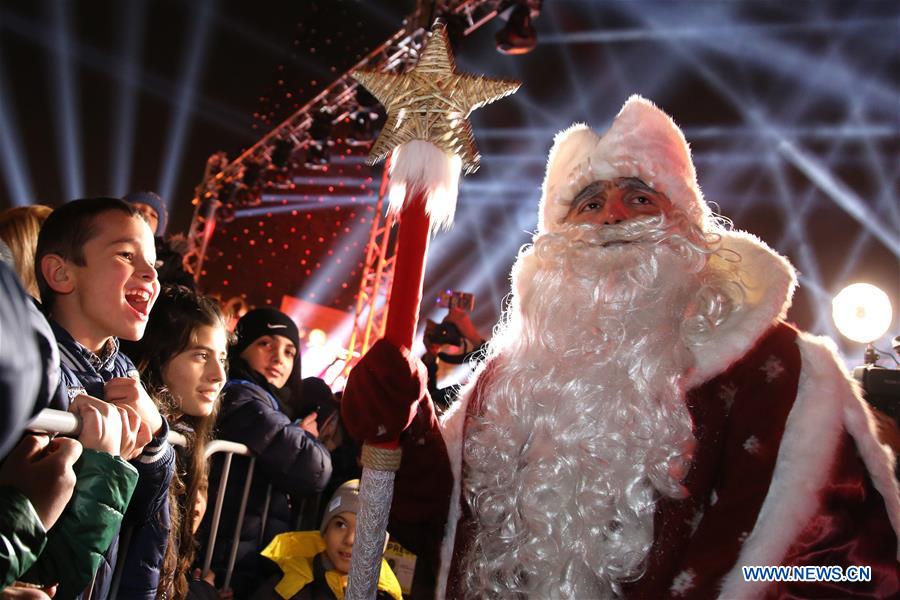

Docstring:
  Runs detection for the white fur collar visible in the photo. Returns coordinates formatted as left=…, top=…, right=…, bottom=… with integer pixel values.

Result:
left=434, top=365, right=479, bottom=599
left=685, top=230, right=797, bottom=389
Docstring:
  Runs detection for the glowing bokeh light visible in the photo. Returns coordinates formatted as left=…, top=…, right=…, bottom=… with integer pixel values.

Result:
left=832, top=283, right=893, bottom=344
left=307, top=328, right=328, bottom=348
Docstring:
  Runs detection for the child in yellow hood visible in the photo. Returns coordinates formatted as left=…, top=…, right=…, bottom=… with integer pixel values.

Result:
left=252, top=480, right=403, bottom=600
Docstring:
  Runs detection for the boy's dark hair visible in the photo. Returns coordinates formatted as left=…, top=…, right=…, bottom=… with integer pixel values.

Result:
left=35, top=197, right=141, bottom=312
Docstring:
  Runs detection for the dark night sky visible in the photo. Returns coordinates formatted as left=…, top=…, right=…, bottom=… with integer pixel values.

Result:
left=0, top=0, right=413, bottom=230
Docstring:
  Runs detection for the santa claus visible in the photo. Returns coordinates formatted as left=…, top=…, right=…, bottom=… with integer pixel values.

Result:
left=342, top=95, right=900, bottom=598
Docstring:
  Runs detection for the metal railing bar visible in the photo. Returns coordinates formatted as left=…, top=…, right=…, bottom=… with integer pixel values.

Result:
left=223, top=456, right=256, bottom=590
left=202, top=452, right=232, bottom=579
left=205, top=439, right=251, bottom=458
left=27, top=408, right=188, bottom=447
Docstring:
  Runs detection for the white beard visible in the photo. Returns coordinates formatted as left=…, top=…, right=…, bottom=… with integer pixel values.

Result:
left=460, top=215, right=731, bottom=599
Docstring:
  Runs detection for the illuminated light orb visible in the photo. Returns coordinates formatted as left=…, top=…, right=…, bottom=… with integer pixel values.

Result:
left=832, top=283, right=893, bottom=344
left=307, top=328, right=328, bottom=348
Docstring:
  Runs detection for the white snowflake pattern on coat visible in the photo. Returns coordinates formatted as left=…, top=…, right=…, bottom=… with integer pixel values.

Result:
left=743, top=435, right=761, bottom=455
left=669, top=569, right=696, bottom=596
left=688, top=508, right=704, bottom=535
left=760, top=355, right=785, bottom=383
left=718, top=382, right=738, bottom=411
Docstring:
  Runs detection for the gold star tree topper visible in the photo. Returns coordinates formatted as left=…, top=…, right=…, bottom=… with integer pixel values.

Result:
left=353, top=22, right=520, bottom=174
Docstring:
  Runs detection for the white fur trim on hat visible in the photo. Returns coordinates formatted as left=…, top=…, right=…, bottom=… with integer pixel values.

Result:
left=538, top=95, right=710, bottom=233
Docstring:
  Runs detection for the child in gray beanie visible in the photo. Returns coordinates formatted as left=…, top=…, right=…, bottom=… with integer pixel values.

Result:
left=255, top=480, right=402, bottom=600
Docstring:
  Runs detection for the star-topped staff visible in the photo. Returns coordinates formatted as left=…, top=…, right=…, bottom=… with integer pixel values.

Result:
left=345, top=22, right=518, bottom=600
left=354, top=20, right=519, bottom=348
left=358, top=24, right=519, bottom=172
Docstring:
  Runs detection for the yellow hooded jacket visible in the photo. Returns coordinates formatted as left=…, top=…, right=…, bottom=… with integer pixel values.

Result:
left=261, top=530, right=403, bottom=600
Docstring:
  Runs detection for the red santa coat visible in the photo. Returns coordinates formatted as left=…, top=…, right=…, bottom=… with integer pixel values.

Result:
left=342, top=232, right=900, bottom=598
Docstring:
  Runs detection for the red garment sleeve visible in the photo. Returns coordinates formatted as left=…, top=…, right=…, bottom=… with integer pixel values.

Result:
left=768, top=433, right=900, bottom=599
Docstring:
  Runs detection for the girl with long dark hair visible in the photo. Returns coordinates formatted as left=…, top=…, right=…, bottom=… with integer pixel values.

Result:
left=123, top=285, right=230, bottom=599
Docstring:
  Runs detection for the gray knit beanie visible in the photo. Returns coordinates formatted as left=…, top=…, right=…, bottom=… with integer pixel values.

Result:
left=320, top=479, right=360, bottom=534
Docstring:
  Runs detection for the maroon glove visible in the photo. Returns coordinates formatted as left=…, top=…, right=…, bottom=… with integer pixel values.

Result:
left=342, top=339, right=429, bottom=444
left=343, top=339, right=453, bottom=572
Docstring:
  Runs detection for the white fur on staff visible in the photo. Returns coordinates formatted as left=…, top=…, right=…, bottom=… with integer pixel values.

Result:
left=388, top=140, right=461, bottom=232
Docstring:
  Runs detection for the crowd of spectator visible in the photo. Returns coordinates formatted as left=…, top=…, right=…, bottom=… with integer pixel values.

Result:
left=0, top=195, right=383, bottom=600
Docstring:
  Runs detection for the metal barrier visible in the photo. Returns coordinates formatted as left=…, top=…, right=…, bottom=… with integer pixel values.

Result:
left=25, top=409, right=307, bottom=595
left=201, top=440, right=271, bottom=592
left=24, top=408, right=322, bottom=597
left=27, top=408, right=189, bottom=599
left=27, top=408, right=188, bottom=448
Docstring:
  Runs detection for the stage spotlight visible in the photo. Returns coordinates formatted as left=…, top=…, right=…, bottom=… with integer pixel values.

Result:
left=495, top=1, right=539, bottom=56
left=346, top=111, right=381, bottom=147
left=52, top=0, right=84, bottom=198
left=304, top=143, right=330, bottom=170
left=354, top=86, right=378, bottom=112
left=304, top=110, right=334, bottom=169
left=203, top=151, right=228, bottom=179
left=158, top=0, right=215, bottom=204
left=111, top=0, right=143, bottom=196
left=347, top=86, right=384, bottom=147
left=241, top=160, right=263, bottom=187
left=833, top=283, right=893, bottom=363
left=270, top=139, right=294, bottom=169
left=0, top=72, right=33, bottom=204
left=308, top=110, right=333, bottom=145
left=216, top=180, right=237, bottom=205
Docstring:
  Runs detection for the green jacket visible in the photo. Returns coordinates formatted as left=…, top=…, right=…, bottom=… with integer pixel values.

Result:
left=22, top=449, right=138, bottom=597
left=0, top=487, right=46, bottom=587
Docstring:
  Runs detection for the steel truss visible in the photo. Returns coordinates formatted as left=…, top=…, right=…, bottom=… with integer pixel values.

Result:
left=186, top=0, right=502, bottom=373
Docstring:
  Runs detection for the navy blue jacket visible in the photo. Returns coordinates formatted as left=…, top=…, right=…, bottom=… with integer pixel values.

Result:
left=51, top=320, right=175, bottom=600
left=201, top=363, right=332, bottom=598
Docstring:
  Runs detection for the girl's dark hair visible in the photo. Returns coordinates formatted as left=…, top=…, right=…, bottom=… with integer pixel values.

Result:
left=125, top=284, right=231, bottom=600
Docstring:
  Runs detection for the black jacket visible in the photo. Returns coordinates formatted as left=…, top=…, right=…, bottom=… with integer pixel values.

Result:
left=201, top=361, right=332, bottom=598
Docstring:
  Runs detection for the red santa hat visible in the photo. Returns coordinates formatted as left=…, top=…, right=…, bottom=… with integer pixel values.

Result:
left=538, top=95, right=711, bottom=233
